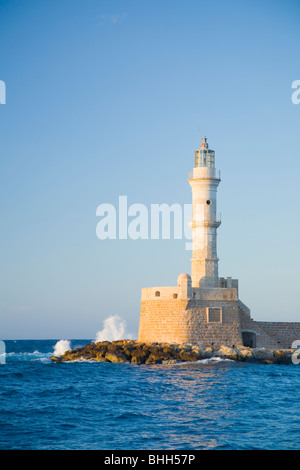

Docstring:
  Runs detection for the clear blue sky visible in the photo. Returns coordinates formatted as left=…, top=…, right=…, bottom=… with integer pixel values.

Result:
left=0, top=0, right=299, bottom=339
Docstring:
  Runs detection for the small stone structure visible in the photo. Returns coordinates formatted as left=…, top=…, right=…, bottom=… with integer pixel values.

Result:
left=138, top=138, right=300, bottom=349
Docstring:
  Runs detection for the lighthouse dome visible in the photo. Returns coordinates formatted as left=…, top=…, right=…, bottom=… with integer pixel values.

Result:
left=177, top=273, right=191, bottom=281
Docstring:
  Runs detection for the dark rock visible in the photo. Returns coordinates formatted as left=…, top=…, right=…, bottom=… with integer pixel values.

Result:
left=107, top=343, right=120, bottom=352
left=105, top=351, right=129, bottom=363
left=179, top=350, right=201, bottom=362
left=94, top=356, right=109, bottom=362
left=273, top=349, right=293, bottom=364
left=49, top=355, right=61, bottom=362
left=95, top=340, right=111, bottom=348
left=131, top=354, right=147, bottom=365
left=50, top=340, right=297, bottom=366
left=146, top=351, right=171, bottom=364
left=131, top=349, right=148, bottom=359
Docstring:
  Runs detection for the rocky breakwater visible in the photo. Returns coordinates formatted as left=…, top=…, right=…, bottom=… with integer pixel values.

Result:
left=50, top=340, right=298, bottom=365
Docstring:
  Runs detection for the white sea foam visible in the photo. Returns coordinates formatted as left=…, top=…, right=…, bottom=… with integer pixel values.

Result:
left=53, top=339, right=71, bottom=357
left=5, top=350, right=52, bottom=362
left=197, top=356, right=235, bottom=364
left=161, top=356, right=235, bottom=366
left=95, top=315, right=131, bottom=343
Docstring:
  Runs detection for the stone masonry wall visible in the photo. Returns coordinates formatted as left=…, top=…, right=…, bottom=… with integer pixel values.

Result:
left=138, top=299, right=243, bottom=348
left=235, top=310, right=300, bottom=349
left=139, top=299, right=300, bottom=349
left=253, top=321, right=300, bottom=349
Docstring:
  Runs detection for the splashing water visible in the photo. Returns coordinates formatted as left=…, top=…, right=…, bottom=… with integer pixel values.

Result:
left=53, top=339, right=71, bottom=356
left=95, top=315, right=128, bottom=343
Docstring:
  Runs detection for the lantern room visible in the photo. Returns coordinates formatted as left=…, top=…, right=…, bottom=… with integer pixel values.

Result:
left=194, top=136, right=215, bottom=168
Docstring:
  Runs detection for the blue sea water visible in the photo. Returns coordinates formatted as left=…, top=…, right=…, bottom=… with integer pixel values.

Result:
left=0, top=339, right=299, bottom=450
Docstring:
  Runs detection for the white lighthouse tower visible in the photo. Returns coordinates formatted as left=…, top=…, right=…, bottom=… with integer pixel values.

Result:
left=139, top=135, right=257, bottom=348
left=189, top=137, right=221, bottom=288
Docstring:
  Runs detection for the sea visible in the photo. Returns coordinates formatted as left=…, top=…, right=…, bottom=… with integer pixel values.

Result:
left=0, top=339, right=299, bottom=451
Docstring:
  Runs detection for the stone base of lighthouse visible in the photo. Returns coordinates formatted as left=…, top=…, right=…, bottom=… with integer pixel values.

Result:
left=138, top=277, right=243, bottom=348
left=138, top=274, right=300, bottom=349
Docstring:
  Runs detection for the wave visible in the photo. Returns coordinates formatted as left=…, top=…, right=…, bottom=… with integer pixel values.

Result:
left=6, top=339, right=72, bottom=362
left=5, top=350, right=52, bottom=363
left=197, top=357, right=235, bottom=364
left=53, top=340, right=71, bottom=357
left=2, top=339, right=89, bottom=363
left=160, top=356, right=235, bottom=366
left=95, top=315, right=133, bottom=343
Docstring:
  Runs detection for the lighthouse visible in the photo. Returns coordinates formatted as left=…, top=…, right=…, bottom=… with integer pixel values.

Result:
left=189, top=137, right=221, bottom=288
left=138, top=135, right=300, bottom=350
